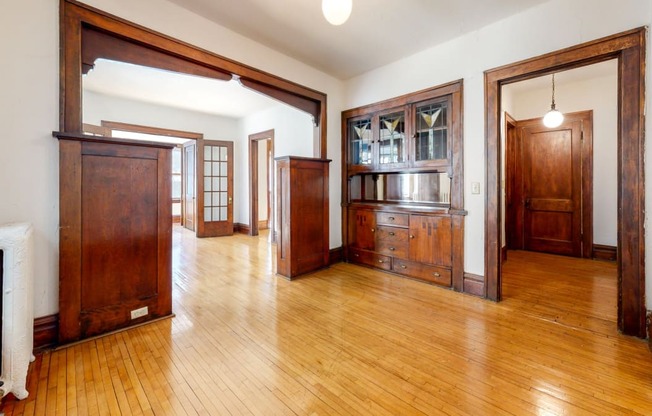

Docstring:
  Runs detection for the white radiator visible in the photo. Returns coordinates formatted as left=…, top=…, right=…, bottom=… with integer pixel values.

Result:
left=0, top=223, right=34, bottom=400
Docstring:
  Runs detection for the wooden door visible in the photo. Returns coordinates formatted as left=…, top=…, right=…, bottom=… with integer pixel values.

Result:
left=519, top=116, right=586, bottom=257
left=197, top=140, right=234, bottom=237
left=182, top=141, right=196, bottom=231
left=348, top=209, right=376, bottom=251
left=409, top=215, right=452, bottom=267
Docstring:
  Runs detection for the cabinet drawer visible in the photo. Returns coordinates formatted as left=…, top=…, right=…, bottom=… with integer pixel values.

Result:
left=376, top=212, right=409, bottom=227
left=349, top=249, right=392, bottom=271
left=376, top=226, right=409, bottom=243
left=392, top=259, right=451, bottom=287
left=376, top=241, right=408, bottom=259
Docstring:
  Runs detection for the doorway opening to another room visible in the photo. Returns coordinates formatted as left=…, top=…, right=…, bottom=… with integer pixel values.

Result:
left=249, top=130, right=275, bottom=241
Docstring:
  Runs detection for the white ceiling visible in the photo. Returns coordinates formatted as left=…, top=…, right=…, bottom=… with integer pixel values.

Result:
left=83, top=59, right=279, bottom=118
left=167, top=0, right=551, bottom=79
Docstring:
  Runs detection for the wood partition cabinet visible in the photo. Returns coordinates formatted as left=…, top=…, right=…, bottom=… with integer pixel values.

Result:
left=275, top=156, right=331, bottom=279
left=341, top=80, right=471, bottom=294
left=55, top=132, right=174, bottom=344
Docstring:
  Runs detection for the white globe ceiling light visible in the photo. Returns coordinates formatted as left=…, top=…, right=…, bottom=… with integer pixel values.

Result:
left=543, top=73, right=564, bottom=128
left=322, top=0, right=352, bottom=25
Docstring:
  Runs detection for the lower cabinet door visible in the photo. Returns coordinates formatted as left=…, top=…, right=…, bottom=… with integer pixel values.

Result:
left=393, top=259, right=451, bottom=287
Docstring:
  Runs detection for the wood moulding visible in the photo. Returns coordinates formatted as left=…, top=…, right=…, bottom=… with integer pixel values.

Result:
left=484, top=27, right=646, bottom=338
left=234, top=223, right=251, bottom=235
left=33, top=314, right=59, bottom=353
left=329, top=247, right=344, bottom=265
left=592, top=244, right=617, bottom=262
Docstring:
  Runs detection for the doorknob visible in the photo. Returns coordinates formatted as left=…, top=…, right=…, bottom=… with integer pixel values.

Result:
left=525, top=198, right=531, bottom=208
left=228, top=197, right=233, bottom=205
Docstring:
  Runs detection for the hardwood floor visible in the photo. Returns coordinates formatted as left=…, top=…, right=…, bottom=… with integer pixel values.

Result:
left=2, top=229, right=651, bottom=415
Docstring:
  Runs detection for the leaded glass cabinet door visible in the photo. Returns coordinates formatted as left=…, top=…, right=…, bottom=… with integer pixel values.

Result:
left=198, top=140, right=234, bottom=237
left=378, top=109, right=407, bottom=169
left=413, top=97, right=450, bottom=168
left=348, top=116, right=373, bottom=171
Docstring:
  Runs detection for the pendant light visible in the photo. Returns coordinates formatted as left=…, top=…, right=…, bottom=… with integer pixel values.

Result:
left=322, top=0, right=352, bottom=25
left=543, top=73, right=564, bottom=128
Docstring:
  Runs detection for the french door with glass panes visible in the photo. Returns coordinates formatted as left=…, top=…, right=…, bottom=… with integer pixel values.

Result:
left=198, top=140, right=234, bottom=237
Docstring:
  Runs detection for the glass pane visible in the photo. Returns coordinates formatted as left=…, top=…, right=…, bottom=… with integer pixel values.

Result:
left=415, top=101, right=448, bottom=161
left=220, top=192, right=227, bottom=206
left=349, top=118, right=372, bottom=165
left=204, top=177, right=211, bottom=192
left=204, top=207, right=212, bottom=222
left=220, top=162, right=227, bottom=177
left=172, top=175, right=181, bottom=198
left=220, top=207, right=227, bottom=221
left=212, top=192, right=220, bottom=206
left=212, top=161, right=220, bottom=174
left=204, top=161, right=211, bottom=176
left=212, top=177, right=220, bottom=191
left=220, top=177, right=227, bottom=190
left=204, top=146, right=213, bottom=161
left=212, top=146, right=220, bottom=161
left=172, top=148, right=182, bottom=173
left=378, top=112, right=405, bottom=164
left=220, top=146, right=227, bottom=161
left=204, top=192, right=211, bottom=207
left=212, top=207, right=220, bottom=219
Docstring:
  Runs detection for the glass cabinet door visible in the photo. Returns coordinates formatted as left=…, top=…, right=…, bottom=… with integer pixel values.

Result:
left=414, top=99, right=449, bottom=164
left=349, top=118, right=373, bottom=167
left=378, top=111, right=406, bottom=166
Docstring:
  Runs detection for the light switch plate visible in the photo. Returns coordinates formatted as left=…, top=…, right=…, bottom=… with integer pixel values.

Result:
left=471, top=182, right=481, bottom=194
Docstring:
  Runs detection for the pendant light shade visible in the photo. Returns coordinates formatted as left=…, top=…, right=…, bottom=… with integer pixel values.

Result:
left=543, top=73, right=564, bottom=128
left=322, top=0, right=352, bottom=25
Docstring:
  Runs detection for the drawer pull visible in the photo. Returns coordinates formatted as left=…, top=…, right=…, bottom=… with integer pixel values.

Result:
left=378, top=260, right=384, bottom=263
left=409, top=235, right=415, bottom=239
left=400, top=265, right=407, bottom=269
left=389, top=247, right=396, bottom=251
left=371, top=228, right=375, bottom=232
left=433, top=272, right=440, bottom=277
left=389, top=231, right=395, bottom=236
left=388, top=216, right=395, bottom=221
left=354, top=254, right=359, bottom=257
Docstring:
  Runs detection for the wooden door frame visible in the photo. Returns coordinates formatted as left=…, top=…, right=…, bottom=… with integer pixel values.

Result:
left=485, top=28, right=646, bottom=337
left=249, top=130, right=275, bottom=237
left=60, top=0, right=327, bottom=158
left=505, top=111, right=593, bottom=258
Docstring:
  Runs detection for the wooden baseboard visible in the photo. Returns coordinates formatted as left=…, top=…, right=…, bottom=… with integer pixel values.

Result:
left=463, top=273, right=485, bottom=297
left=258, top=220, right=269, bottom=230
left=647, top=310, right=651, bottom=353
left=33, top=314, right=59, bottom=353
left=234, top=222, right=251, bottom=235
left=329, top=246, right=343, bottom=265
left=501, top=246, right=507, bottom=262
left=592, top=244, right=617, bottom=261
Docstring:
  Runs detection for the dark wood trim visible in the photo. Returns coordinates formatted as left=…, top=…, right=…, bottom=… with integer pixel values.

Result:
left=100, top=120, right=203, bottom=140
left=249, top=130, right=275, bottom=237
left=593, top=244, right=617, bottom=262
left=61, top=0, right=327, bottom=158
left=463, top=273, right=485, bottom=297
left=501, top=246, right=507, bottom=263
left=234, top=223, right=251, bottom=235
left=329, top=246, right=344, bottom=265
left=485, top=27, right=646, bottom=337
left=33, top=314, right=59, bottom=353
left=647, top=311, right=651, bottom=352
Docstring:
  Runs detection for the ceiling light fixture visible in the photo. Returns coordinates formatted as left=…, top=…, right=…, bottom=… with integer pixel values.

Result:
left=543, top=73, right=564, bottom=128
left=322, top=0, right=352, bottom=26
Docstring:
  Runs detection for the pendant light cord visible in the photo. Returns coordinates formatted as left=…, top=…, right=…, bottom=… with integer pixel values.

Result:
left=551, top=74, right=556, bottom=110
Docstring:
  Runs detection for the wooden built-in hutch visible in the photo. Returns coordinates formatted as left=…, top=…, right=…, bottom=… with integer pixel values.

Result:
left=342, top=80, right=476, bottom=294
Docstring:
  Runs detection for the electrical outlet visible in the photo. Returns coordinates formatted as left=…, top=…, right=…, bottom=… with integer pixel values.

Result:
left=471, top=182, right=481, bottom=194
left=130, top=306, right=149, bottom=320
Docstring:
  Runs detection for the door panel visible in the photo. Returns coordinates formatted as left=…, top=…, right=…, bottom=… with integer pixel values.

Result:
left=182, top=141, right=196, bottom=231
left=522, top=119, right=582, bottom=257
left=197, top=140, right=234, bottom=237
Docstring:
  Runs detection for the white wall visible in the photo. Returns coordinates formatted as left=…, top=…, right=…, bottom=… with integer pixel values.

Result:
left=344, top=0, right=652, bottom=306
left=84, top=91, right=240, bottom=140
left=505, top=69, right=618, bottom=246
left=0, top=0, right=60, bottom=317
left=236, top=105, right=314, bottom=227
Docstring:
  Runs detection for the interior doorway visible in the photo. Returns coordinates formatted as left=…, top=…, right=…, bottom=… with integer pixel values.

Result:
left=249, top=129, right=275, bottom=239
left=485, top=28, right=646, bottom=337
